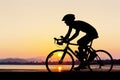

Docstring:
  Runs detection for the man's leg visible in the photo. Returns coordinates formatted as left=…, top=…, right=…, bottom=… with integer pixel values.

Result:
left=74, top=36, right=95, bottom=70
left=78, top=46, right=87, bottom=67
left=88, top=50, right=97, bottom=62
left=74, top=37, right=88, bottom=70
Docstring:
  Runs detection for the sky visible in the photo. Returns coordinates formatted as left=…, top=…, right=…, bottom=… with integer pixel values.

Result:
left=0, top=0, right=120, bottom=59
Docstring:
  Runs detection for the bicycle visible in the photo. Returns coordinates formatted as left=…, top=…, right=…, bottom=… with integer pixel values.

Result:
left=45, top=36, right=113, bottom=72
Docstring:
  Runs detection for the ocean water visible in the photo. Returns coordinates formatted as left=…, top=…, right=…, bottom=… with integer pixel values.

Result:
left=0, top=65, right=46, bottom=69
left=0, top=65, right=119, bottom=71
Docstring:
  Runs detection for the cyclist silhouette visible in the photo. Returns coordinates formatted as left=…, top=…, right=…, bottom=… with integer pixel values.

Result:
left=62, top=14, right=99, bottom=70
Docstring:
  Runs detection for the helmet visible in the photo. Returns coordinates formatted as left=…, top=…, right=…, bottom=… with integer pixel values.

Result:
left=62, top=14, right=75, bottom=21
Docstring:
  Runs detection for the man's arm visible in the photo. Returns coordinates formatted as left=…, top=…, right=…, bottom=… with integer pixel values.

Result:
left=68, top=30, right=79, bottom=41
left=64, top=27, right=72, bottom=39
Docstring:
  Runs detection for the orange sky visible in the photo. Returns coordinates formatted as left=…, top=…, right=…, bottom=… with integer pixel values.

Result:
left=0, top=0, right=120, bottom=59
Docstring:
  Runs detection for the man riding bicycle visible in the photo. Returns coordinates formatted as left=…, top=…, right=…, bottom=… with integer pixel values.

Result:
left=62, top=14, right=99, bottom=70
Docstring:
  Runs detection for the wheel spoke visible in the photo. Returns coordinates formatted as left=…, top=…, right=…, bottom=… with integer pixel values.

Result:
left=89, top=50, right=113, bottom=72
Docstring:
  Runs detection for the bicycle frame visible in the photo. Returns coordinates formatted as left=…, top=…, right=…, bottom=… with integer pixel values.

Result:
left=59, top=42, right=78, bottom=63
left=54, top=37, right=98, bottom=64
left=59, top=40, right=97, bottom=64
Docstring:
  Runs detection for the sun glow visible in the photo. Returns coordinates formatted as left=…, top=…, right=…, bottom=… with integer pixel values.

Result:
left=58, top=66, right=62, bottom=72
left=58, top=53, right=63, bottom=57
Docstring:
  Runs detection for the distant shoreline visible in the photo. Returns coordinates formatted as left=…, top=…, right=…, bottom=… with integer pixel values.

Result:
left=0, top=63, right=45, bottom=65
left=0, top=69, right=47, bottom=72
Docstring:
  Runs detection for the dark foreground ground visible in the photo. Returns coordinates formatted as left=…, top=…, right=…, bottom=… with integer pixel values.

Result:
left=0, top=69, right=119, bottom=80
left=0, top=67, right=119, bottom=80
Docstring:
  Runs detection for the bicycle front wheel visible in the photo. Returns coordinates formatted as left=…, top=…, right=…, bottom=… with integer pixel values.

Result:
left=45, top=49, right=74, bottom=72
left=89, top=50, right=113, bottom=72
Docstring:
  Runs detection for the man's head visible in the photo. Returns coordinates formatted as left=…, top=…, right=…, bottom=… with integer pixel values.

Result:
left=62, top=14, right=75, bottom=26
left=62, top=14, right=75, bottom=21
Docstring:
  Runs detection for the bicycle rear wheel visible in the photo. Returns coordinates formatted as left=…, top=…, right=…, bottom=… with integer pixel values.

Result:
left=45, top=49, right=74, bottom=72
left=89, top=50, right=113, bottom=72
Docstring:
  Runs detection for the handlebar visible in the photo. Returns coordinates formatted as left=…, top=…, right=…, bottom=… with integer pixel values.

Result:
left=54, top=36, right=78, bottom=46
left=54, top=37, right=63, bottom=45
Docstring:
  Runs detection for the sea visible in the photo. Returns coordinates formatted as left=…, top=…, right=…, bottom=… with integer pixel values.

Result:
left=0, top=65, right=119, bottom=72
left=0, top=65, right=46, bottom=69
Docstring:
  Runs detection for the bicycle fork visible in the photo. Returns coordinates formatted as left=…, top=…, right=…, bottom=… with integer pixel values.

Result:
left=58, top=48, right=67, bottom=64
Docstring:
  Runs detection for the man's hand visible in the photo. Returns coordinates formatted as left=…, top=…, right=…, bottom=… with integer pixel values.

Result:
left=62, top=38, right=69, bottom=43
left=60, top=36, right=69, bottom=43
